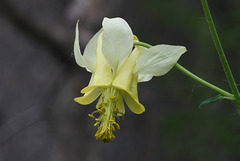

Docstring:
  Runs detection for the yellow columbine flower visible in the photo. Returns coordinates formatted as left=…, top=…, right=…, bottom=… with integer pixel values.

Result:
left=74, top=17, right=186, bottom=143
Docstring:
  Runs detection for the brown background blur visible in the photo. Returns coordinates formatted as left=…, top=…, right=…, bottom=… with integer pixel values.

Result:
left=1, top=0, right=240, bottom=161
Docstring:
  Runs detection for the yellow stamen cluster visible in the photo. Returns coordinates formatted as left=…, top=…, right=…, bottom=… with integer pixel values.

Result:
left=88, top=93, right=123, bottom=143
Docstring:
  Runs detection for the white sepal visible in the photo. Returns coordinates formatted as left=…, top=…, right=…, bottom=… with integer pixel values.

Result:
left=134, top=45, right=186, bottom=76
left=102, top=17, right=134, bottom=72
left=74, top=20, right=86, bottom=68
left=83, top=29, right=102, bottom=72
left=137, top=74, right=154, bottom=83
left=74, top=21, right=102, bottom=73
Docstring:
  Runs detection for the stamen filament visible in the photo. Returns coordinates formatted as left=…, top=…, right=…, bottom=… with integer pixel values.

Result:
left=89, top=87, right=124, bottom=143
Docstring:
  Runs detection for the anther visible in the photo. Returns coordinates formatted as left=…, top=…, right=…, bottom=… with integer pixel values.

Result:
left=102, top=107, right=106, bottom=112
left=88, top=114, right=95, bottom=119
left=111, top=126, right=116, bottom=132
left=98, top=109, right=104, bottom=115
left=98, top=107, right=106, bottom=115
left=113, top=107, right=119, bottom=115
left=94, top=122, right=100, bottom=126
left=109, top=120, right=115, bottom=123
left=110, top=96, right=117, bottom=100
left=115, top=123, right=120, bottom=130
left=95, top=118, right=101, bottom=122
left=97, top=104, right=102, bottom=109
left=101, top=102, right=108, bottom=105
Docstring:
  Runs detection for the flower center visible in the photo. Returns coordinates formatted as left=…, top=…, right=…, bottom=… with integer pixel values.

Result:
left=88, top=87, right=124, bottom=143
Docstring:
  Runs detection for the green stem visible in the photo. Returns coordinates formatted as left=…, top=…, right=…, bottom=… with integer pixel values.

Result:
left=134, top=41, right=152, bottom=48
left=174, top=63, right=233, bottom=98
left=133, top=41, right=234, bottom=99
left=201, top=0, right=240, bottom=104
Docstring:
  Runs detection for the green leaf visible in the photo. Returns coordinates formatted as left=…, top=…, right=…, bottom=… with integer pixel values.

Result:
left=199, top=94, right=226, bottom=109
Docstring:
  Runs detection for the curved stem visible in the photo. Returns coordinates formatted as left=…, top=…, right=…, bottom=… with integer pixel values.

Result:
left=133, top=41, right=234, bottom=99
left=134, top=41, right=152, bottom=48
left=175, top=63, right=233, bottom=98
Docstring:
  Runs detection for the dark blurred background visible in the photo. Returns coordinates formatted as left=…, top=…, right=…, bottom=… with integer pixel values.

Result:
left=1, top=0, right=240, bottom=161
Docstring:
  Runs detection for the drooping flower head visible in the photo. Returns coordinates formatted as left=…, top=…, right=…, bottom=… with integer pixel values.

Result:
left=74, top=17, right=186, bottom=142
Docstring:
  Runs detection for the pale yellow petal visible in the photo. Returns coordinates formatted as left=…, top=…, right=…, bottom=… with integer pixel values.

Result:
left=112, top=46, right=145, bottom=114
left=128, top=74, right=139, bottom=99
left=119, top=74, right=145, bottom=114
left=96, top=93, right=104, bottom=109
left=116, top=95, right=125, bottom=115
left=121, top=90, right=145, bottom=114
left=112, top=45, right=140, bottom=92
left=81, top=85, right=107, bottom=94
left=83, top=33, right=112, bottom=93
left=74, top=87, right=103, bottom=105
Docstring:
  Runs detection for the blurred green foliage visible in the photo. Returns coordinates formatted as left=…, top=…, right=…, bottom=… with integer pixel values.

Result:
left=136, top=0, right=240, bottom=160
left=160, top=108, right=240, bottom=161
